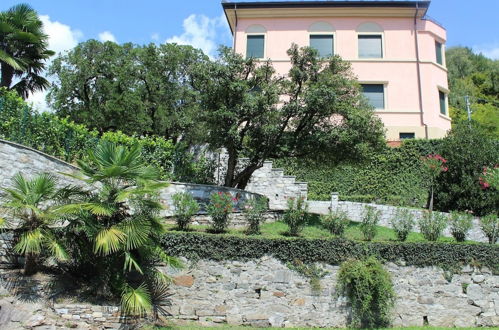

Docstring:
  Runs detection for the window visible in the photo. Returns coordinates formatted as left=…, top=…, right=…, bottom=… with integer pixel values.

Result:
left=399, top=132, right=415, bottom=140
left=439, top=90, right=447, bottom=115
left=246, top=35, right=265, bottom=59
left=310, top=34, right=334, bottom=57
left=435, top=41, right=443, bottom=65
left=358, top=35, right=382, bottom=58
left=361, top=84, right=385, bottom=109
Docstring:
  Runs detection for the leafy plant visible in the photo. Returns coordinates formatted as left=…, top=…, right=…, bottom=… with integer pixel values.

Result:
left=282, top=197, right=309, bottom=236
left=287, top=259, right=328, bottom=293
left=172, top=192, right=199, bottom=231
left=449, top=211, right=473, bottom=242
left=206, top=192, right=236, bottom=233
left=479, top=214, right=498, bottom=244
left=422, top=154, right=448, bottom=211
left=390, top=208, right=415, bottom=241
left=61, top=142, right=181, bottom=317
left=321, top=210, right=349, bottom=237
left=337, top=257, right=395, bottom=328
left=0, top=173, right=70, bottom=275
left=419, top=211, right=448, bottom=241
left=360, top=206, right=381, bottom=241
left=242, top=196, right=268, bottom=235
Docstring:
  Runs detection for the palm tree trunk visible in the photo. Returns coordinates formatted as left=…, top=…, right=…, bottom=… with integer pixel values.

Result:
left=23, top=253, right=37, bottom=276
left=0, top=62, right=14, bottom=89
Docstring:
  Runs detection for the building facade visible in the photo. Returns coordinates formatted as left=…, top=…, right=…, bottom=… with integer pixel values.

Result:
left=222, top=0, right=451, bottom=142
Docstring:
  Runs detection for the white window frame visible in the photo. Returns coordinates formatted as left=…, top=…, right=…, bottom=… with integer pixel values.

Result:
left=308, top=32, right=336, bottom=58
left=359, top=81, right=388, bottom=110
left=357, top=32, right=385, bottom=59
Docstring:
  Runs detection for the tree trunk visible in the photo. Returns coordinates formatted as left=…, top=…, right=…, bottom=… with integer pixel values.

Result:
left=0, top=62, right=14, bottom=89
left=23, top=253, right=37, bottom=276
left=427, top=186, right=434, bottom=211
left=224, top=149, right=238, bottom=187
left=234, top=163, right=261, bottom=190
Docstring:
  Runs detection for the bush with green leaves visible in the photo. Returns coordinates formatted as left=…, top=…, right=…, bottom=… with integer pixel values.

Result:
left=449, top=211, right=473, bottom=242
left=479, top=214, right=498, bottom=244
left=321, top=210, right=350, bottom=237
left=206, top=192, right=235, bottom=233
left=282, top=197, right=309, bottom=236
left=360, top=206, right=381, bottom=241
left=61, top=142, right=181, bottom=317
left=242, top=196, right=268, bottom=235
left=337, top=257, right=395, bottom=328
left=172, top=192, right=200, bottom=231
left=419, top=211, right=448, bottom=241
left=390, top=208, right=415, bottom=241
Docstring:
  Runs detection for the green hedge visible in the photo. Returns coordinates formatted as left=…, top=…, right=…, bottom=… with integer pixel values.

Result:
left=0, top=89, right=213, bottom=183
left=161, top=232, right=499, bottom=272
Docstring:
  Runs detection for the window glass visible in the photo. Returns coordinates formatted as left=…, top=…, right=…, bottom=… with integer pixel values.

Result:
left=435, top=41, right=443, bottom=65
left=358, top=35, right=382, bottom=58
left=439, top=90, right=446, bottom=115
left=361, top=84, right=385, bottom=109
left=399, top=132, right=415, bottom=140
left=246, top=35, right=265, bottom=59
left=310, top=34, right=334, bottom=58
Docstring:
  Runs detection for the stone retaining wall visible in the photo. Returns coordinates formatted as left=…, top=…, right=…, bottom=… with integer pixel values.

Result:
left=308, top=193, right=490, bottom=243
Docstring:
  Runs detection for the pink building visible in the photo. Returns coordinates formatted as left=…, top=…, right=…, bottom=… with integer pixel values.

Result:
left=222, top=0, right=451, bottom=142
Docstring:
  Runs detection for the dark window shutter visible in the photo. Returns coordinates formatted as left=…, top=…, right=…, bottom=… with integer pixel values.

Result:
left=246, top=35, right=265, bottom=58
left=310, top=34, right=334, bottom=57
left=358, top=35, right=382, bottom=58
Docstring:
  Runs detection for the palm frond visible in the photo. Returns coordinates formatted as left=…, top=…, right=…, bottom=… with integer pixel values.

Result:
left=94, top=226, right=125, bottom=255
left=119, top=218, right=150, bottom=250
left=0, top=49, right=24, bottom=70
left=44, top=234, right=69, bottom=261
left=124, top=251, right=143, bottom=274
left=53, top=202, right=114, bottom=217
left=121, top=283, right=152, bottom=317
left=153, top=247, right=183, bottom=270
left=14, top=229, right=43, bottom=255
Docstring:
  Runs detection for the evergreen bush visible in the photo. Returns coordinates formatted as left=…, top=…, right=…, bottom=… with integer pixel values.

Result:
left=361, top=206, right=381, bottom=241
left=419, top=211, right=448, bottom=241
left=449, top=211, right=473, bottom=242
left=321, top=210, right=349, bottom=237
left=172, top=192, right=200, bottom=231
left=480, top=214, right=498, bottom=244
left=242, top=196, right=268, bottom=235
left=282, top=197, right=309, bottom=236
left=390, top=208, right=415, bottom=241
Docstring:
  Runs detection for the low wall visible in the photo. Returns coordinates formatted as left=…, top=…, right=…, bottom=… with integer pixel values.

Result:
left=308, top=193, right=489, bottom=243
left=165, top=257, right=498, bottom=328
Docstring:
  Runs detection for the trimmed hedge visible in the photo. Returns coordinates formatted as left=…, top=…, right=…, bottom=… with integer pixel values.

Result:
left=161, top=232, right=499, bottom=272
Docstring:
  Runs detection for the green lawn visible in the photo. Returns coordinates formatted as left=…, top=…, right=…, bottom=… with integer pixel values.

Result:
left=165, top=214, right=466, bottom=244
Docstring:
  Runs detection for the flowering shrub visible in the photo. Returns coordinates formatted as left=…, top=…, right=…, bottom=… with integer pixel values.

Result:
left=479, top=214, right=498, bottom=244
left=422, top=154, right=448, bottom=211
left=419, top=211, right=447, bottom=241
left=480, top=166, right=499, bottom=190
left=361, top=206, right=381, bottom=241
left=390, top=208, right=415, bottom=241
left=282, top=197, right=309, bottom=236
left=448, top=211, right=473, bottom=242
left=172, top=192, right=200, bottom=231
left=321, top=210, right=350, bottom=237
left=242, top=196, right=268, bottom=235
left=207, top=192, right=237, bottom=232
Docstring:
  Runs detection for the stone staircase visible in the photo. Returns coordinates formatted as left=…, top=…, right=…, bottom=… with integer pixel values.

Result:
left=245, top=160, right=308, bottom=210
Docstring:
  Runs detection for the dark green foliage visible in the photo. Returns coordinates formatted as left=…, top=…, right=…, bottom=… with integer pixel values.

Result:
left=360, top=206, right=381, bottom=241
left=434, top=124, right=499, bottom=216
left=282, top=197, right=309, bottom=236
left=242, top=196, right=268, bottom=235
left=206, top=192, right=234, bottom=233
left=287, top=259, right=328, bottom=293
left=449, top=211, right=473, bottom=242
left=0, top=89, right=214, bottom=184
left=161, top=232, right=499, bottom=273
left=172, top=192, right=200, bottom=231
left=480, top=214, right=498, bottom=244
left=418, top=211, right=447, bottom=242
left=321, top=210, right=349, bottom=237
left=390, top=208, right=415, bottom=241
left=337, top=257, right=395, bottom=328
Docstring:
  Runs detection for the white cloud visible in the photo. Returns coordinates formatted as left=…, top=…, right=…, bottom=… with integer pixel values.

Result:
left=151, top=33, right=160, bottom=41
left=27, top=15, right=83, bottom=111
left=166, top=13, right=230, bottom=58
left=98, top=31, right=117, bottom=43
left=473, top=43, right=499, bottom=60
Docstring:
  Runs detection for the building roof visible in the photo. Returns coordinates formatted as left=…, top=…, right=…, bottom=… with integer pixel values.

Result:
left=222, top=1, right=431, bottom=33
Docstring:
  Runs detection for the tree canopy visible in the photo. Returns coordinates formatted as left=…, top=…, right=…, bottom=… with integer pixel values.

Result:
left=0, top=3, right=54, bottom=98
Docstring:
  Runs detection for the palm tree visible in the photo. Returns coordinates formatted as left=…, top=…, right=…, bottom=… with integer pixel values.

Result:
left=0, top=173, right=69, bottom=275
left=0, top=4, right=54, bottom=98
left=61, top=142, right=181, bottom=317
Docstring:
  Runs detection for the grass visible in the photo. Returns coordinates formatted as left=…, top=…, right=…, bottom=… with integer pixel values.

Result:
left=165, top=214, right=467, bottom=244
left=154, top=325, right=494, bottom=330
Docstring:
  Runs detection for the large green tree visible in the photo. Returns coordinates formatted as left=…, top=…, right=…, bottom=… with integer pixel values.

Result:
left=192, top=45, right=385, bottom=189
left=0, top=4, right=54, bottom=98
left=48, top=40, right=207, bottom=142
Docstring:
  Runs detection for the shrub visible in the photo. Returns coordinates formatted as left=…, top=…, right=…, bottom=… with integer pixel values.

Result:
left=172, top=192, right=200, bottom=231
left=419, top=211, right=447, bottom=241
left=390, top=208, right=415, bottom=241
left=337, top=257, right=395, bottom=328
left=282, top=197, right=309, bottom=236
left=242, top=196, right=268, bottom=235
left=480, top=214, right=498, bottom=244
left=206, top=192, right=236, bottom=233
left=361, top=206, right=381, bottom=241
left=321, top=210, right=350, bottom=237
left=449, top=211, right=473, bottom=242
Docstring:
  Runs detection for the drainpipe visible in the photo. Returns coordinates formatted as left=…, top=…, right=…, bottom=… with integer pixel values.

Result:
left=233, top=4, right=238, bottom=53
left=414, top=3, right=429, bottom=139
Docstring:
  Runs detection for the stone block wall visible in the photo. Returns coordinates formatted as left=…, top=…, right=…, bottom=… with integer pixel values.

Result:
left=165, top=257, right=499, bottom=328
